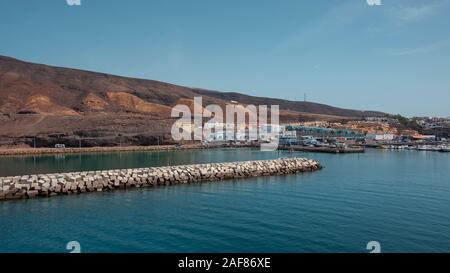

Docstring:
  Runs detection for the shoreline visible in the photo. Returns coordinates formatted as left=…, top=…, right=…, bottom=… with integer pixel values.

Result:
left=0, top=143, right=258, bottom=157
left=279, top=145, right=365, bottom=154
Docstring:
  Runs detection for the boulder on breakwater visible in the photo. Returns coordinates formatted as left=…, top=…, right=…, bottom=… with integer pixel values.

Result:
left=0, top=157, right=322, bottom=201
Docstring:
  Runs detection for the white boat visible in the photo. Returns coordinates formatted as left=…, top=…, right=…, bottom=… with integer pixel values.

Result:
left=417, top=145, right=431, bottom=151
left=418, top=145, right=440, bottom=151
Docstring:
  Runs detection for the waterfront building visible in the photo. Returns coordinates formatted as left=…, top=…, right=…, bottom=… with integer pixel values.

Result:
left=285, top=125, right=365, bottom=140
left=366, top=133, right=395, bottom=142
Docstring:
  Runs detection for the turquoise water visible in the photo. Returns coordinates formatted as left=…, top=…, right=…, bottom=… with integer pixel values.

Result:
left=0, top=148, right=449, bottom=253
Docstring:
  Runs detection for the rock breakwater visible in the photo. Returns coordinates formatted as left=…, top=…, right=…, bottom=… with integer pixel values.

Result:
left=0, top=157, right=322, bottom=201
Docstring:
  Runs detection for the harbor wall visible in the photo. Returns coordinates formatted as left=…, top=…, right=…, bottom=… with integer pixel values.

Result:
left=0, top=158, right=321, bottom=201
left=0, top=143, right=258, bottom=156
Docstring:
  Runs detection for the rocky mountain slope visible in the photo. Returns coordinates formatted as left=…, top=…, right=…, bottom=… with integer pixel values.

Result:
left=0, top=55, right=385, bottom=147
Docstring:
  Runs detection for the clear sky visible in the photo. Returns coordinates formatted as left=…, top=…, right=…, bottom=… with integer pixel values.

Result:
left=0, top=0, right=449, bottom=117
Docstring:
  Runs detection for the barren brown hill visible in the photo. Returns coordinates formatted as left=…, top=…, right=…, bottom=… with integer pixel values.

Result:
left=0, top=55, right=385, bottom=147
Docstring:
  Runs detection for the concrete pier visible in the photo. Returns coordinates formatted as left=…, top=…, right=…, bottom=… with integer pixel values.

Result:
left=0, top=157, right=322, bottom=201
left=279, top=145, right=365, bottom=153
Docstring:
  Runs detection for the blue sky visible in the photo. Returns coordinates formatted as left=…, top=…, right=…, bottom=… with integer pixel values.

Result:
left=0, top=0, right=449, bottom=117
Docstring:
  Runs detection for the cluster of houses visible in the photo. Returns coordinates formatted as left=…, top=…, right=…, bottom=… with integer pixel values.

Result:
left=415, top=117, right=450, bottom=130
left=202, top=122, right=283, bottom=143
left=199, top=121, right=445, bottom=146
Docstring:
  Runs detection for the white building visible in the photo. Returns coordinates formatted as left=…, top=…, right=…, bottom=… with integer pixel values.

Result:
left=366, top=133, right=395, bottom=141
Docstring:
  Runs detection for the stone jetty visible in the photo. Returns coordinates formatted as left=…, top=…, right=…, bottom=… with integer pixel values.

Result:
left=0, top=157, right=322, bottom=201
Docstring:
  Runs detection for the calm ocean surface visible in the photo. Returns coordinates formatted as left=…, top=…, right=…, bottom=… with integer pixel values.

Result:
left=0, top=148, right=449, bottom=253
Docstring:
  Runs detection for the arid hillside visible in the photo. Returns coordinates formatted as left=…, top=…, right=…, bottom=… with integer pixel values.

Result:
left=0, top=55, right=385, bottom=147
